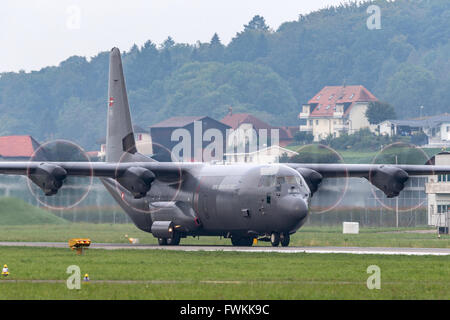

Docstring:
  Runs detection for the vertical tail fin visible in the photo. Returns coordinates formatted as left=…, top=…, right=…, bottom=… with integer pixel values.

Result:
left=106, top=47, right=137, bottom=162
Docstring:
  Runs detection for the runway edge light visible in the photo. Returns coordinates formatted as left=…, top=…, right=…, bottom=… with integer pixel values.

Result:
left=2, top=264, right=9, bottom=277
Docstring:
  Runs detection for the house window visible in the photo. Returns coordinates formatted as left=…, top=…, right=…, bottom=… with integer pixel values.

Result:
left=309, top=120, right=313, bottom=126
left=316, top=120, right=319, bottom=125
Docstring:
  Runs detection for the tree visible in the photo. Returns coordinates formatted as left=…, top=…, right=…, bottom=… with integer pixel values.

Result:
left=289, top=145, right=342, bottom=163
left=162, top=36, right=175, bottom=49
left=384, top=64, right=437, bottom=118
left=365, top=101, right=397, bottom=125
left=1, top=0, right=450, bottom=152
left=209, top=33, right=225, bottom=61
left=210, top=33, right=222, bottom=46
left=294, top=131, right=314, bottom=145
left=244, top=15, right=270, bottom=32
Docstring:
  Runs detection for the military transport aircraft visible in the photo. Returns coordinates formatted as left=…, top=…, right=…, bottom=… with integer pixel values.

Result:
left=1, top=48, right=449, bottom=247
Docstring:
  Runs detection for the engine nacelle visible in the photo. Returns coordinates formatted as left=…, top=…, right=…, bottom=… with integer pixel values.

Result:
left=151, top=221, right=174, bottom=239
left=295, top=167, right=323, bottom=196
left=368, top=165, right=409, bottom=198
left=29, top=163, right=67, bottom=196
left=116, top=167, right=155, bottom=199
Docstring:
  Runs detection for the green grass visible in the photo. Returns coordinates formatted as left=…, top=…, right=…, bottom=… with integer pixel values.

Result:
left=0, top=197, right=68, bottom=225
left=0, top=247, right=448, bottom=299
left=0, top=224, right=448, bottom=248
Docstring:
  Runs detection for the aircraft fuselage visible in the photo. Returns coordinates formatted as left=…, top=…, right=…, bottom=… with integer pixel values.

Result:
left=102, top=163, right=310, bottom=242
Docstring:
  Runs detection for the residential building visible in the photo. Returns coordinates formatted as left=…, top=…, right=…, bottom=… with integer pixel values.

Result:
left=150, top=116, right=230, bottom=162
left=378, top=114, right=450, bottom=147
left=97, top=125, right=152, bottom=161
left=299, top=85, right=378, bottom=141
left=0, top=135, right=45, bottom=161
left=221, top=111, right=297, bottom=147
left=224, top=145, right=298, bottom=164
left=425, top=151, right=450, bottom=233
left=134, top=125, right=153, bottom=156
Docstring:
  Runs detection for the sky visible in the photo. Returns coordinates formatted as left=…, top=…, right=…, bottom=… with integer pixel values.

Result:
left=0, top=0, right=351, bottom=73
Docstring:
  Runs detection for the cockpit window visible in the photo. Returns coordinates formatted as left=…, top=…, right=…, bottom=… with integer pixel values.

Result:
left=284, top=176, right=302, bottom=186
left=259, top=175, right=276, bottom=187
left=278, top=175, right=303, bottom=194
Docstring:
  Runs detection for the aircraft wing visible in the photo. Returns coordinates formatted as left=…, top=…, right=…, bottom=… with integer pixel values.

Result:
left=287, top=163, right=450, bottom=178
left=0, top=161, right=199, bottom=198
left=0, top=161, right=198, bottom=178
left=287, top=163, right=450, bottom=198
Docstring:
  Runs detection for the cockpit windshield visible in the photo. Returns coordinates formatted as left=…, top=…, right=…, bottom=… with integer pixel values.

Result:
left=259, top=174, right=306, bottom=195
left=277, top=175, right=303, bottom=194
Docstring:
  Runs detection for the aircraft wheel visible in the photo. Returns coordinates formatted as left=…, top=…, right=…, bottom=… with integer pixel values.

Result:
left=280, top=233, right=290, bottom=247
left=158, top=238, right=168, bottom=246
left=270, top=232, right=280, bottom=246
left=167, top=232, right=181, bottom=246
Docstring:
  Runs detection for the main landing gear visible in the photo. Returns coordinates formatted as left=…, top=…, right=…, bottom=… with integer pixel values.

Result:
left=231, top=236, right=254, bottom=247
left=158, top=231, right=181, bottom=246
left=270, top=232, right=290, bottom=247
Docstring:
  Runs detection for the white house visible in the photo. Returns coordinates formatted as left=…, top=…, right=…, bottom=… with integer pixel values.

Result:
left=98, top=125, right=153, bottom=161
left=224, top=145, right=298, bottom=164
left=377, top=114, right=450, bottom=147
left=425, top=151, right=450, bottom=233
left=299, top=85, right=378, bottom=141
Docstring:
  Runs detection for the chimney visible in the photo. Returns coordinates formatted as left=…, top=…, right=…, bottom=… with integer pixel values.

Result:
left=228, top=106, right=233, bottom=116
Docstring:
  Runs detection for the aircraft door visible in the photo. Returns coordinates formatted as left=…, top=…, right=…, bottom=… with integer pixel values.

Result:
left=196, top=176, right=223, bottom=229
left=258, top=174, right=277, bottom=215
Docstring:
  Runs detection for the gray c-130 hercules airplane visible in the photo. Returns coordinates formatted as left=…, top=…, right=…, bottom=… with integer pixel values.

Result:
left=1, top=48, right=450, bottom=247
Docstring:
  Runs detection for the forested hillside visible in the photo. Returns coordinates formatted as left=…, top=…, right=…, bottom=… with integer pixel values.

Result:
left=1, top=0, right=449, bottom=150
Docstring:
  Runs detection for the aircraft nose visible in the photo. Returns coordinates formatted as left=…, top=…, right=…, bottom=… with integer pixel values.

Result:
left=278, top=196, right=308, bottom=226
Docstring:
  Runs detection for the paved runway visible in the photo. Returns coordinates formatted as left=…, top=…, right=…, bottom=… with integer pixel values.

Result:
left=0, top=241, right=449, bottom=256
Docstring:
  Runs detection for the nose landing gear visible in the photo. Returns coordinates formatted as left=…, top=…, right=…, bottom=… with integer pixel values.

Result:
left=280, top=232, right=290, bottom=247
left=270, top=232, right=290, bottom=247
left=270, top=232, right=280, bottom=246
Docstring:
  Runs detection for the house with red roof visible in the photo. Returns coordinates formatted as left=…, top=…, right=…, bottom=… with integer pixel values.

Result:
left=0, top=135, right=44, bottom=161
left=298, top=85, right=379, bottom=141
